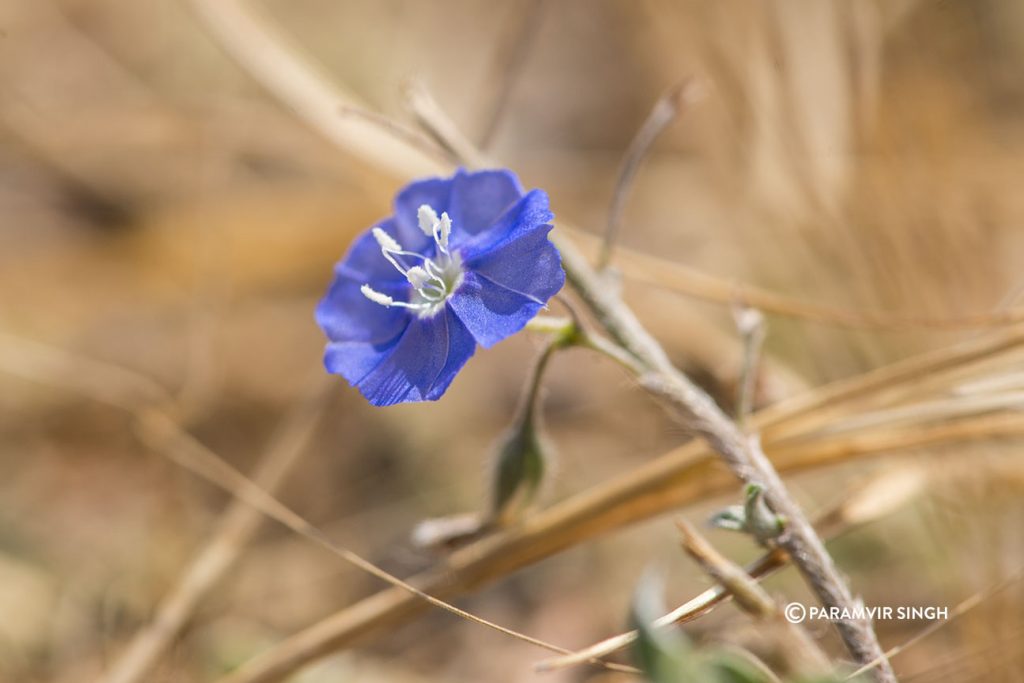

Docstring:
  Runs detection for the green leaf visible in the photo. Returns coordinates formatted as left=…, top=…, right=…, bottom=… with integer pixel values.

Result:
left=707, top=650, right=778, bottom=683
left=630, top=571, right=701, bottom=683
left=708, top=505, right=747, bottom=532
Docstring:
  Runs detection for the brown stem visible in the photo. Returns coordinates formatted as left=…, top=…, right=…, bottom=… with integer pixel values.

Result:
left=676, top=519, right=831, bottom=676
left=599, top=79, right=704, bottom=269
left=559, top=237, right=895, bottom=681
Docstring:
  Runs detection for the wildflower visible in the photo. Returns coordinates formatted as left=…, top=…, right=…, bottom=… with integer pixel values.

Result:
left=316, top=169, right=564, bottom=406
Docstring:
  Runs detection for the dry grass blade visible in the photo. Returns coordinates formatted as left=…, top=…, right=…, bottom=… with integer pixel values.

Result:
left=476, top=0, right=547, bottom=149
left=404, top=78, right=488, bottom=170
left=209, top=396, right=1019, bottom=683
left=537, top=466, right=926, bottom=672
left=573, top=229, right=1024, bottom=331
left=0, top=332, right=170, bottom=411
left=754, top=324, right=1024, bottom=440
left=132, top=412, right=638, bottom=674
left=189, top=0, right=440, bottom=180
left=735, top=306, right=766, bottom=423
left=675, top=518, right=778, bottom=615
left=99, top=378, right=332, bottom=683
left=0, top=333, right=633, bottom=677
left=337, top=105, right=457, bottom=165
left=599, top=78, right=704, bottom=268
left=195, top=342, right=1024, bottom=682
left=675, top=519, right=831, bottom=676
left=811, top=390, right=1024, bottom=437
left=847, top=564, right=1024, bottom=679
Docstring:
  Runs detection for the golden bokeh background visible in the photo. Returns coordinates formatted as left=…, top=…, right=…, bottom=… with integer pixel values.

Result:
left=2, top=1, right=1024, bottom=681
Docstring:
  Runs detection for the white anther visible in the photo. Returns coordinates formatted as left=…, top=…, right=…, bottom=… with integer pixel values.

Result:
left=417, top=205, right=439, bottom=237
left=361, top=207, right=463, bottom=316
left=360, top=284, right=394, bottom=307
left=436, top=212, right=451, bottom=251
left=406, top=266, right=431, bottom=290
left=361, top=283, right=435, bottom=311
left=371, top=226, right=402, bottom=253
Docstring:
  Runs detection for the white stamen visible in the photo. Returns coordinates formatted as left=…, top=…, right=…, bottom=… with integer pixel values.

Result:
left=360, top=284, right=394, bottom=307
left=361, top=284, right=434, bottom=311
left=406, top=266, right=431, bottom=290
left=417, top=205, right=439, bottom=237
left=423, top=259, right=445, bottom=280
left=361, top=205, right=464, bottom=317
left=436, top=212, right=451, bottom=251
left=371, top=226, right=402, bottom=253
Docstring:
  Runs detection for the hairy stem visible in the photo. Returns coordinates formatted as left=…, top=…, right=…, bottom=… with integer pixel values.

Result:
left=676, top=519, right=831, bottom=677
left=558, top=239, right=894, bottom=680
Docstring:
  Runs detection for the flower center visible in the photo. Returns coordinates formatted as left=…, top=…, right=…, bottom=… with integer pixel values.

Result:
left=360, top=204, right=464, bottom=318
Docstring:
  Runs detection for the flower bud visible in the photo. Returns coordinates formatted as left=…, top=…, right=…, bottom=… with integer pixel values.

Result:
left=489, top=415, right=550, bottom=525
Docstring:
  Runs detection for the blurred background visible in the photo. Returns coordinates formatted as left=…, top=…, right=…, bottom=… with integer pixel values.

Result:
left=2, top=0, right=1024, bottom=681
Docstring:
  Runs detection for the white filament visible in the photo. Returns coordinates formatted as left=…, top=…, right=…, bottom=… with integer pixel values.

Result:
left=360, top=205, right=462, bottom=315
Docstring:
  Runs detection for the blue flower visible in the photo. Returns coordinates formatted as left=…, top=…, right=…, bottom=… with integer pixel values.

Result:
left=316, top=169, right=565, bottom=407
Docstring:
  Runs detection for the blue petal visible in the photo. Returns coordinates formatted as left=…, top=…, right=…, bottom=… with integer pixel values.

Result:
left=463, top=223, right=564, bottom=310
left=447, top=272, right=551, bottom=348
left=457, top=189, right=554, bottom=261
left=324, top=336, right=401, bottom=388
left=394, top=169, right=526, bottom=249
left=447, top=169, right=524, bottom=237
left=315, top=274, right=409, bottom=344
left=316, top=220, right=414, bottom=344
left=425, top=306, right=478, bottom=400
left=331, top=306, right=476, bottom=407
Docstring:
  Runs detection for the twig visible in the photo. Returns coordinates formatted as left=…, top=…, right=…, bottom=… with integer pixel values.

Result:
left=188, top=0, right=440, bottom=180
left=537, top=466, right=925, bottom=672
left=99, top=378, right=331, bottom=683
left=676, top=519, right=831, bottom=676
left=337, top=105, right=457, bottom=165
left=561, top=235, right=895, bottom=680
left=530, top=304, right=647, bottom=375
left=677, top=519, right=781, bottom=617
left=476, top=0, right=547, bottom=149
left=403, top=78, right=487, bottom=169
left=598, top=79, right=704, bottom=269
left=577, top=327, right=649, bottom=375
left=735, top=306, right=767, bottom=424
